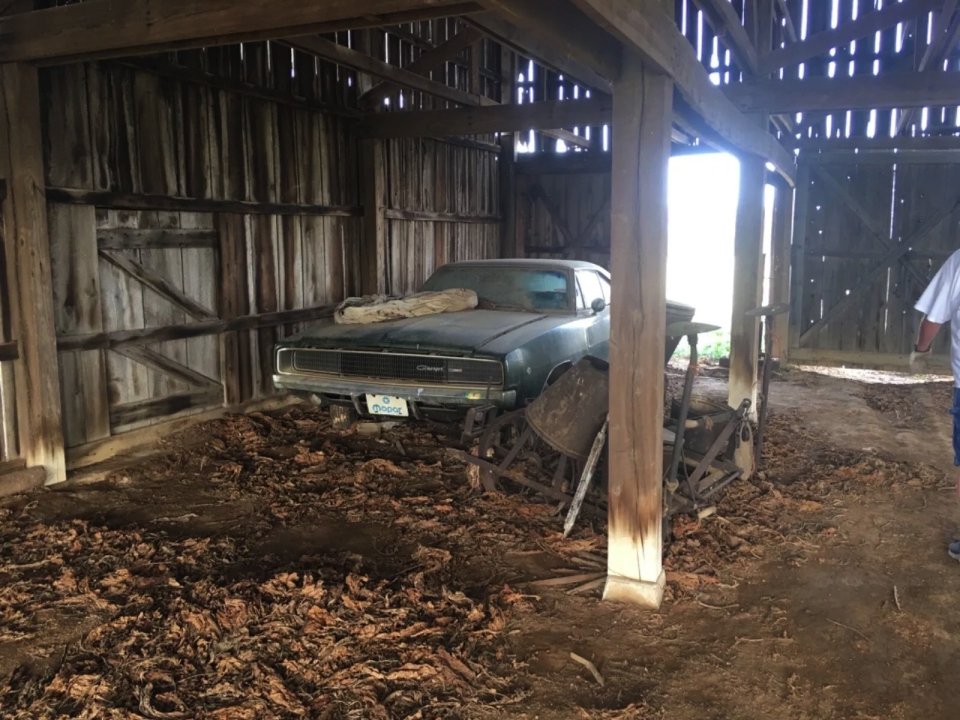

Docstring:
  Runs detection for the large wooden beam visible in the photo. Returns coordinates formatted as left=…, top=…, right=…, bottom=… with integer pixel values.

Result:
left=569, top=0, right=795, bottom=186
left=58, top=306, right=337, bottom=353
left=357, top=96, right=612, bottom=138
left=286, top=36, right=483, bottom=108
left=759, top=0, right=939, bottom=75
left=47, top=187, right=360, bottom=217
left=726, top=71, right=960, bottom=113
left=0, top=0, right=480, bottom=64
left=792, top=134, right=960, bottom=152
left=604, top=52, right=672, bottom=609
left=474, top=1, right=619, bottom=92
left=804, top=148, right=960, bottom=165
left=0, top=63, right=65, bottom=484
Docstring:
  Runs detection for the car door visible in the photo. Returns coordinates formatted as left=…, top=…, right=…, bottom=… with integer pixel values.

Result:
left=575, top=270, right=610, bottom=360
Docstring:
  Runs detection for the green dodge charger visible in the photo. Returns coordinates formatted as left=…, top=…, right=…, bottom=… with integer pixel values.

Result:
left=273, top=259, right=694, bottom=420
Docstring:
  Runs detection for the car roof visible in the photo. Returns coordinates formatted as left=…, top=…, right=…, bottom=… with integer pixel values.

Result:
left=438, top=258, right=608, bottom=273
left=434, top=258, right=695, bottom=313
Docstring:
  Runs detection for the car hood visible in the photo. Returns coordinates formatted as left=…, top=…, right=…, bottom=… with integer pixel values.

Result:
left=285, top=309, right=569, bottom=355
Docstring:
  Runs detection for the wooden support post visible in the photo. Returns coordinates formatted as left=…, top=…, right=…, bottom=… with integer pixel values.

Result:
left=498, top=141, right=516, bottom=257
left=604, top=51, right=672, bottom=609
left=788, top=163, right=810, bottom=352
left=498, top=47, right=516, bottom=258
left=0, top=63, right=66, bottom=484
left=469, top=40, right=483, bottom=96
left=360, top=138, right=386, bottom=295
left=728, top=157, right=766, bottom=422
left=770, top=180, right=794, bottom=361
left=354, top=30, right=377, bottom=97
left=216, top=214, right=253, bottom=406
left=729, top=3, right=769, bottom=425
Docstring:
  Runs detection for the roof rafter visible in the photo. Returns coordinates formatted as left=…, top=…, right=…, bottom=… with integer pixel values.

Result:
left=357, top=96, right=612, bottom=137
left=759, top=0, right=940, bottom=76
left=286, top=35, right=484, bottom=108
left=895, top=0, right=960, bottom=134
left=359, top=25, right=484, bottom=109
left=726, top=70, right=960, bottom=113
left=291, top=34, right=593, bottom=147
left=774, top=0, right=798, bottom=44
left=473, top=0, right=619, bottom=92
left=690, top=0, right=759, bottom=75
left=0, top=0, right=482, bottom=64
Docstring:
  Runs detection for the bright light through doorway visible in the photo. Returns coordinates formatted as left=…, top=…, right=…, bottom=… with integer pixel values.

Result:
left=667, top=153, right=775, bottom=334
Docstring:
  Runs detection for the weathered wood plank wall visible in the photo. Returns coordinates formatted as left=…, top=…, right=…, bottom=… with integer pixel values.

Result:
left=514, top=157, right=612, bottom=268
left=41, top=59, right=361, bottom=450
left=384, top=137, right=500, bottom=293
left=33, top=37, right=501, bottom=459
left=794, top=154, right=960, bottom=358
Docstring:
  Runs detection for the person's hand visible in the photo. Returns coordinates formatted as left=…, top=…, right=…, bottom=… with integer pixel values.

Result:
left=909, top=346, right=932, bottom=372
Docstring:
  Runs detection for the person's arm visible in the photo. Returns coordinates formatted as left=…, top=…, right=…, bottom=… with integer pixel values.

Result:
left=915, top=317, right=942, bottom=353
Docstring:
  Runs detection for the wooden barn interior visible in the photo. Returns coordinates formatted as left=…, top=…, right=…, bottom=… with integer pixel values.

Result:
left=2, top=1, right=960, bottom=717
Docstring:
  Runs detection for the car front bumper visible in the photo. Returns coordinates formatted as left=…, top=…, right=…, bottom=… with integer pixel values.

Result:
left=273, top=374, right=517, bottom=410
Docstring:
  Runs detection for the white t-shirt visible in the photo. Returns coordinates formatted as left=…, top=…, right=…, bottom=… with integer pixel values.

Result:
left=915, top=248, right=960, bottom=387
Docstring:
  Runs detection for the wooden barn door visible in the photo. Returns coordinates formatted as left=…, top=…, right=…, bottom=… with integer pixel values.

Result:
left=515, top=156, right=612, bottom=267
left=791, top=154, right=960, bottom=364
left=50, top=205, right=223, bottom=449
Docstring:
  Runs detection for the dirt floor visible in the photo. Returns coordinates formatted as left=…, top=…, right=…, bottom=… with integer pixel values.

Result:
left=2, top=367, right=959, bottom=719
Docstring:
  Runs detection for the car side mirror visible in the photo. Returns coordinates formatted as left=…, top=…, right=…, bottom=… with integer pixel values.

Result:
left=591, top=298, right=607, bottom=314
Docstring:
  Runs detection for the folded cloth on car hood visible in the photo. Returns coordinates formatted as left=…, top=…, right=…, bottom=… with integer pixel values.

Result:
left=334, top=288, right=478, bottom=325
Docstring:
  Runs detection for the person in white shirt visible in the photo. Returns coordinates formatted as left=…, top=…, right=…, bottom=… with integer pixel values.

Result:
left=912, top=247, right=960, bottom=561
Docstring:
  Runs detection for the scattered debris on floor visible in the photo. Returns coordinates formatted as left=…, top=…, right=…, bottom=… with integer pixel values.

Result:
left=858, top=381, right=953, bottom=427
left=0, top=409, right=602, bottom=718
left=0, top=375, right=953, bottom=718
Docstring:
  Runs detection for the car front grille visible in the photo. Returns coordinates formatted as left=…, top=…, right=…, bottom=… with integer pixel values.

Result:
left=284, top=348, right=504, bottom=387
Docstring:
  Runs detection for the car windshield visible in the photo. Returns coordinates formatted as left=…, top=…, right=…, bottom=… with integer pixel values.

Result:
left=422, top=266, right=571, bottom=312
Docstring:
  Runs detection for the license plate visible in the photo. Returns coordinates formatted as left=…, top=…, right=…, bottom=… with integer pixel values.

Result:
left=365, top=394, right=409, bottom=417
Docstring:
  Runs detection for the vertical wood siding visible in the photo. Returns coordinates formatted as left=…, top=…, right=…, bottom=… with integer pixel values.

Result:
left=384, top=138, right=501, bottom=294
left=41, top=53, right=501, bottom=451
left=515, top=165, right=612, bottom=269
left=795, top=156, right=960, bottom=355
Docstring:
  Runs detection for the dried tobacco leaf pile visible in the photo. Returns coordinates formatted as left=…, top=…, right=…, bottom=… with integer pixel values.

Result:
left=2, top=398, right=933, bottom=718
left=0, top=407, right=602, bottom=719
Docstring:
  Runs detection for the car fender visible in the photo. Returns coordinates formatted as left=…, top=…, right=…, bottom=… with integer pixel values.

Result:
left=542, top=361, right=574, bottom=392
